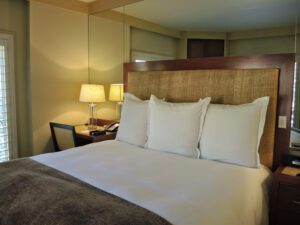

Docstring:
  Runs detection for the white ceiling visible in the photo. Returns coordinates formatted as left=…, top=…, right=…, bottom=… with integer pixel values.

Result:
left=114, top=0, right=299, bottom=32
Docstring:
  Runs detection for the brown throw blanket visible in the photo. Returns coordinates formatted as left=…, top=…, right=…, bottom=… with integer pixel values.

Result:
left=0, top=158, right=172, bottom=225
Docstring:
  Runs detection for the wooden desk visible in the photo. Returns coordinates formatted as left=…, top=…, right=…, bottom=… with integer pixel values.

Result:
left=75, top=125, right=116, bottom=143
left=75, top=119, right=117, bottom=145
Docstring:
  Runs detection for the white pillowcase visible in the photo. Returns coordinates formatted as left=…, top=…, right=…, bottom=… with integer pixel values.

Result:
left=147, top=95, right=211, bottom=158
left=116, top=93, right=148, bottom=147
left=200, top=97, right=269, bottom=168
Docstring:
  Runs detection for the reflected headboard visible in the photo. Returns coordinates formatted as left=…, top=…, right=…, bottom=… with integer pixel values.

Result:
left=123, top=54, right=295, bottom=170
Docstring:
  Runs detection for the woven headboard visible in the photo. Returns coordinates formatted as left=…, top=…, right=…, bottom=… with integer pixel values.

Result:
left=124, top=54, right=295, bottom=169
left=127, top=69, right=278, bottom=168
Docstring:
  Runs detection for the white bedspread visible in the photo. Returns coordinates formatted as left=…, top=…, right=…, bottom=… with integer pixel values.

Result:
left=32, top=140, right=271, bottom=225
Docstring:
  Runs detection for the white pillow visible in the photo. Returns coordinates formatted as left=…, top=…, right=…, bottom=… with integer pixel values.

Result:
left=200, top=97, right=269, bottom=168
left=116, top=93, right=148, bottom=147
left=147, top=95, right=211, bottom=158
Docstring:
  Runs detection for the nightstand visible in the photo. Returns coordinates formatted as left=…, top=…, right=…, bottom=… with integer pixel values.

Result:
left=270, top=166, right=300, bottom=225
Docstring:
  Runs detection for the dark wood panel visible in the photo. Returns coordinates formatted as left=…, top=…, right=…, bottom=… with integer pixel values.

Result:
left=123, top=54, right=295, bottom=170
left=276, top=211, right=300, bottom=225
left=278, top=184, right=300, bottom=211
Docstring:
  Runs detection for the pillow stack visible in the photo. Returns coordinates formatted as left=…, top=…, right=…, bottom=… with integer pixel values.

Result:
left=116, top=93, right=269, bottom=168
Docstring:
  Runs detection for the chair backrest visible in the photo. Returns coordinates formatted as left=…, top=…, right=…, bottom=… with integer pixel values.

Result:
left=49, top=122, right=78, bottom=151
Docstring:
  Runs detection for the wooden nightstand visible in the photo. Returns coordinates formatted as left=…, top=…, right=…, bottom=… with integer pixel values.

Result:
left=270, top=166, right=300, bottom=225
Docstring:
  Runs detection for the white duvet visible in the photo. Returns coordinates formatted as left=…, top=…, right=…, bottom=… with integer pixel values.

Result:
left=32, top=140, right=271, bottom=225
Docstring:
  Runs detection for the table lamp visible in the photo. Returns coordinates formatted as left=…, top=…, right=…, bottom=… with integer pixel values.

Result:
left=80, top=84, right=105, bottom=130
left=109, top=84, right=124, bottom=119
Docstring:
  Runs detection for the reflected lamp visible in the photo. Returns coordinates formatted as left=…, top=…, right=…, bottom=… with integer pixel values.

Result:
left=109, top=84, right=124, bottom=119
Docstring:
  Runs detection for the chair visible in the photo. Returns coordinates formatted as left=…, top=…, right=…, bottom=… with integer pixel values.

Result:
left=49, top=122, right=79, bottom=151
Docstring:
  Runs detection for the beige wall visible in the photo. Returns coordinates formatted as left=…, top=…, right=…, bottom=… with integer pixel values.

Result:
left=89, top=15, right=130, bottom=120
left=30, top=2, right=89, bottom=155
left=0, top=0, right=31, bottom=157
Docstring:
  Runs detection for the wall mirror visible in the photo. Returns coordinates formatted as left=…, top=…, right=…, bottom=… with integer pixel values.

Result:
left=106, top=0, right=297, bottom=61
left=291, top=14, right=300, bottom=150
left=88, top=0, right=300, bottom=152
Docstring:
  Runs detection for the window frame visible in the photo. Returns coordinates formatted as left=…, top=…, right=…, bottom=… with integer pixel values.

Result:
left=0, top=33, right=18, bottom=160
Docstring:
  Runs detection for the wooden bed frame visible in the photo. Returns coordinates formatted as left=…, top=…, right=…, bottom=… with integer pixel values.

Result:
left=123, top=53, right=295, bottom=170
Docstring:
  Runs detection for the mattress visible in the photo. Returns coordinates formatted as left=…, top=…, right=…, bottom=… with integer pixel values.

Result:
left=32, top=140, right=271, bottom=225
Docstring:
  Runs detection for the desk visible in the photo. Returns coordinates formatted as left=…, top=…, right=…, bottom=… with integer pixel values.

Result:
left=75, top=125, right=116, bottom=143
left=75, top=119, right=117, bottom=145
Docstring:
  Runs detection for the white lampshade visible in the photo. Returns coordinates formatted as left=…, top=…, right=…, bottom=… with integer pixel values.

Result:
left=79, top=84, right=106, bottom=103
left=109, top=84, right=124, bottom=102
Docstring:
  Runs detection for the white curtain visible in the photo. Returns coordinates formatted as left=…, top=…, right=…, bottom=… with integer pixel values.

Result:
left=0, top=39, right=13, bottom=162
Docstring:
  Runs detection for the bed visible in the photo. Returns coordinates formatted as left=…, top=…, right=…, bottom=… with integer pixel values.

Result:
left=0, top=53, right=295, bottom=225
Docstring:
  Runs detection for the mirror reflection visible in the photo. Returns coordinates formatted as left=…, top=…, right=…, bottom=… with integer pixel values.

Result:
left=89, top=0, right=300, bottom=150
left=291, top=15, right=300, bottom=149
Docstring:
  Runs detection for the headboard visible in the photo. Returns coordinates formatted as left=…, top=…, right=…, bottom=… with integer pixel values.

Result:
left=123, top=54, right=295, bottom=170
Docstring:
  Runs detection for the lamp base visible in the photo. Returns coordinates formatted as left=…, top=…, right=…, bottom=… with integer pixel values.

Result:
left=88, top=103, right=97, bottom=130
left=88, top=124, right=97, bottom=131
left=115, top=102, right=123, bottom=120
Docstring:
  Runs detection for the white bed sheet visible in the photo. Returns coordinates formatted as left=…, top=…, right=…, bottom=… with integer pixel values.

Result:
left=32, top=140, right=271, bottom=225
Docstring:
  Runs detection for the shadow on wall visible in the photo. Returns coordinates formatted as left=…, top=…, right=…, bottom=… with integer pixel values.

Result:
left=30, top=47, right=120, bottom=156
left=30, top=46, right=89, bottom=156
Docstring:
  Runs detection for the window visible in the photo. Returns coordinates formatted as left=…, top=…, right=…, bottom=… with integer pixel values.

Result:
left=131, top=51, right=175, bottom=62
left=187, top=39, right=224, bottom=58
left=0, top=34, right=17, bottom=162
